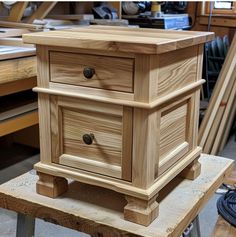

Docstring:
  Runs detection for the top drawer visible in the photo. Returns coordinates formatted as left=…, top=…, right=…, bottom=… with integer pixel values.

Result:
left=49, top=51, right=134, bottom=93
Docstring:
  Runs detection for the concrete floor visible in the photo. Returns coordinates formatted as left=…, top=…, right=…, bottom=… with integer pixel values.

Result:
left=0, top=137, right=235, bottom=237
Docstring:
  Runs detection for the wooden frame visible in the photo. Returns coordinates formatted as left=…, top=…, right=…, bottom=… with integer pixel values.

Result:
left=205, top=1, right=236, bottom=15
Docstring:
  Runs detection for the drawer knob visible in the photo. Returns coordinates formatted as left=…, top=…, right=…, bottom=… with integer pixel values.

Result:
left=82, top=133, right=94, bottom=145
left=83, top=67, right=95, bottom=79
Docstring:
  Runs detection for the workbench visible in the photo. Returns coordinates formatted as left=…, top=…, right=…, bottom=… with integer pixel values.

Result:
left=0, top=38, right=37, bottom=137
left=0, top=154, right=233, bottom=237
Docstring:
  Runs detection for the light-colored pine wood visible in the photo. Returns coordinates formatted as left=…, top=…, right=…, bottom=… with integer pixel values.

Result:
left=34, top=146, right=202, bottom=201
left=211, top=72, right=236, bottom=154
left=199, top=34, right=236, bottom=148
left=0, top=77, right=36, bottom=96
left=218, top=99, right=236, bottom=152
left=0, top=110, right=38, bottom=137
left=30, top=27, right=211, bottom=225
left=36, top=172, right=68, bottom=198
left=0, top=28, right=30, bottom=38
left=7, top=2, right=28, bottom=22
left=159, top=102, right=188, bottom=159
left=0, top=56, right=36, bottom=84
left=50, top=96, right=132, bottom=181
left=212, top=216, right=236, bottom=237
left=36, top=45, right=50, bottom=88
left=0, top=155, right=233, bottom=237
left=50, top=51, right=134, bottom=93
left=124, top=194, right=159, bottom=226
left=203, top=65, right=236, bottom=154
left=0, top=20, right=43, bottom=31
left=27, top=2, right=57, bottom=24
left=132, top=108, right=160, bottom=189
left=34, top=79, right=205, bottom=109
left=157, top=46, right=198, bottom=98
left=23, top=26, right=214, bottom=54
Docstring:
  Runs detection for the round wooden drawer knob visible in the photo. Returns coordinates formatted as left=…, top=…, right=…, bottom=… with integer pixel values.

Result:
left=83, top=67, right=95, bottom=79
left=82, top=133, right=94, bottom=145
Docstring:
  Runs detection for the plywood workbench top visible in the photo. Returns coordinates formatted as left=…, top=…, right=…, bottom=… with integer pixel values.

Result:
left=23, top=26, right=214, bottom=54
left=0, top=154, right=234, bottom=237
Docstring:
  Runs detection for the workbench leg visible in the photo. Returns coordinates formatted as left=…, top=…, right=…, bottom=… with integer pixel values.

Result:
left=191, top=216, right=201, bottom=237
left=16, top=213, right=35, bottom=237
left=124, top=194, right=159, bottom=226
left=180, top=158, right=201, bottom=180
left=36, top=172, right=68, bottom=198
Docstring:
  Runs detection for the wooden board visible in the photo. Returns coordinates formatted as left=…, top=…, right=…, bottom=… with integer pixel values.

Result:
left=0, top=56, right=36, bottom=85
left=0, top=110, right=38, bottom=137
left=0, top=154, right=233, bottom=237
left=0, top=45, right=35, bottom=60
left=27, top=2, right=57, bottom=24
left=212, top=216, right=236, bottom=237
left=7, top=2, right=28, bottom=22
left=199, top=34, right=236, bottom=150
left=0, top=28, right=30, bottom=37
left=23, top=25, right=214, bottom=54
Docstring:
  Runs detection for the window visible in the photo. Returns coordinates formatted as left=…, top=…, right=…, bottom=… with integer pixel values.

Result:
left=205, top=1, right=236, bottom=15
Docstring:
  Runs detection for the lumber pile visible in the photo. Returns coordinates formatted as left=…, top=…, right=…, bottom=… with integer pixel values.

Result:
left=199, top=34, right=236, bottom=155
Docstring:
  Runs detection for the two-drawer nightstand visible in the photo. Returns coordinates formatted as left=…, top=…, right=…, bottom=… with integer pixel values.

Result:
left=23, top=26, right=214, bottom=226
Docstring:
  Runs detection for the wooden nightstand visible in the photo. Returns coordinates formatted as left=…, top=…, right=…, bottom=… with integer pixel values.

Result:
left=23, top=26, right=214, bottom=226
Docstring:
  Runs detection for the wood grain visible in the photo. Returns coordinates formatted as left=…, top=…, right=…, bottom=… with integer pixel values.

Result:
left=27, top=2, right=57, bottom=23
left=34, top=79, right=205, bottom=109
left=0, top=154, right=232, bottom=237
left=7, top=2, right=28, bottom=22
left=23, top=26, right=214, bottom=54
left=50, top=51, right=134, bottom=93
left=0, top=56, right=36, bottom=84
left=199, top=34, right=236, bottom=148
left=212, top=216, right=236, bottom=237
left=157, top=46, right=198, bottom=97
left=50, top=96, right=132, bottom=180
left=0, top=110, right=38, bottom=137
left=159, top=102, right=188, bottom=159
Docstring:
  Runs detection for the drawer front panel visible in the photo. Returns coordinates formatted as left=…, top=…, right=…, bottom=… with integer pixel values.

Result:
left=63, top=108, right=122, bottom=165
left=50, top=51, right=134, bottom=93
left=50, top=96, right=132, bottom=181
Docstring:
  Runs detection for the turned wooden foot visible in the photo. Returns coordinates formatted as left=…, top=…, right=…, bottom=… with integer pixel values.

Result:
left=36, top=172, right=68, bottom=198
left=124, top=194, right=159, bottom=226
left=180, top=158, right=201, bottom=180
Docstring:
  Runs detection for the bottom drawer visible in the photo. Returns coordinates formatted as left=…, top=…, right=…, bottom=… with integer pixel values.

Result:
left=50, top=95, right=133, bottom=181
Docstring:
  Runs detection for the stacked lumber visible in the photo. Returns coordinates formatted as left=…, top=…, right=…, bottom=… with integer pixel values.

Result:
left=199, top=34, right=236, bottom=155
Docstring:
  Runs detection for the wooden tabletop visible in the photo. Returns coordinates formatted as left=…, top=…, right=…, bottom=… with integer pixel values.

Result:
left=0, top=154, right=233, bottom=237
left=23, top=26, right=214, bottom=54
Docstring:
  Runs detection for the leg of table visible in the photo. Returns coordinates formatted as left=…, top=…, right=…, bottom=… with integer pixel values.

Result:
left=180, top=158, right=201, bottom=180
left=16, top=213, right=35, bottom=237
left=124, top=194, right=159, bottom=226
left=36, top=172, right=68, bottom=198
left=191, top=216, right=201, bottom=237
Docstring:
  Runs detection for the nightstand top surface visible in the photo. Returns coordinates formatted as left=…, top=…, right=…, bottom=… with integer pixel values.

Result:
left=23, top=26, right=214, bottom=54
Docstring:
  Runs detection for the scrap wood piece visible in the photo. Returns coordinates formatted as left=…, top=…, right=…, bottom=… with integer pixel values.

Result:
left=7, top=2, right=28, bottom=22
left=27, top=2, right=57, bottom=24
left=47, top=14, right=94, bottom=21
left=203, top=65, right=236, bottom=154
left=0, top=20, right=43, bottom=31
left=0, top=28, right=30, bottom=38
left=218, top=101, right=236, bottom=152
left=212, top=216, right=236, bottom=237
left=211, top=71, right=236, bottom=155
left=198, top=34, right=236, bottom=149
